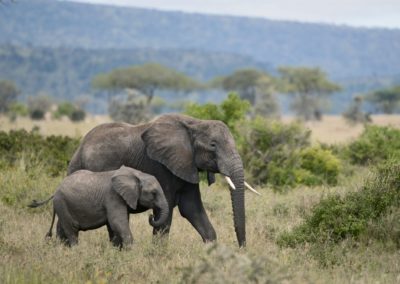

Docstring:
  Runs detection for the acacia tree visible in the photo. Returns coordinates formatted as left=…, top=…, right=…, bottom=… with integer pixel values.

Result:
left=92, top=63, right=201, bottom=105
left=278, top=67, right=341, bottom=121
left=342, top=95, right=371, bottom=125
left=365, top=86, right=400, bottom=114
left=0, top=80, right=19, bottom=114
left=92, top=63, right=201, bottom=122
left=211, top=68, right=279, bottom=117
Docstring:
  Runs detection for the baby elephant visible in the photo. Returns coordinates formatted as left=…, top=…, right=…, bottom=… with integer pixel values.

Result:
left=29, top=166, right=168, bottom=247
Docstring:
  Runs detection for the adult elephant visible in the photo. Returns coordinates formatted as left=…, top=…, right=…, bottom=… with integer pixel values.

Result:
left=68, top=113, right=253, bottom=247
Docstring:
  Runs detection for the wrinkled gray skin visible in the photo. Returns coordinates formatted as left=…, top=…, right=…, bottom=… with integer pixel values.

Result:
left=44, top=166, right=168, bottom=247
left=68, top=114, right=246, bottom=247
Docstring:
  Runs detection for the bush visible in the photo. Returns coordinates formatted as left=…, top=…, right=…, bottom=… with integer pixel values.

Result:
left=185, top=92, right=250, bottom=138
left=7, top=102, right=29, bottom=122
left=53, top=102, right=86, bottom=122
left=27, top=94, right=52, bottom=120
left=277, top=160, right=400, bottom=247
left=0, top=130, right=79, bottom=176
left=239, top=117, right=340, bottom=189
left=70, top=109, right=86, bottom=122
left=30, top=109, right=45, bottom=120
left=299, top=146, right=341, bottom=186
left=346, top=125, right=400, bottom=165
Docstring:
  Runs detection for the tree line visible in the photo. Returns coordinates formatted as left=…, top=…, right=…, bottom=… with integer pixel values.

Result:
left=1, top=63, right=399, bottom=123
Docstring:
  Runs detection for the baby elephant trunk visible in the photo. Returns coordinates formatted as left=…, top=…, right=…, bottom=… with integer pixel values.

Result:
left=148, top=192, right=169, bottom=228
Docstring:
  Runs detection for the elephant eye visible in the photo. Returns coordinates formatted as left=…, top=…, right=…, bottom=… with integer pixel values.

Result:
left=210, top=141, right=217, bottom=148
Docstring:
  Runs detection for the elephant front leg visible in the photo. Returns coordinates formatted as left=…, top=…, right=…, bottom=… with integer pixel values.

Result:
left=107, top=210, right=133, bottom=249
left=177, top=184, right=217, bottom=243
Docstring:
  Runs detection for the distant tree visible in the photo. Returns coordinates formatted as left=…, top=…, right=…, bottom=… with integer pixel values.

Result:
left=0, top=80, right=19, bottom=114
left=7, top=102, right=28, bottom=122
left=27, top=94, right=52, bottom=120
left=108, top=91, right=166, bottom=124
left=278, top=67, right=341, bottom=121
left=211, top=68, right=279, bottom=117
left=52, top=101, right=86, bottom=122
left=93, top=63, right=200, bottom=120
left=365, top=86, right=400, bottom=114
left=342, top=95, right=371, bottom=125
left=92, top=63, right=201, bottom=104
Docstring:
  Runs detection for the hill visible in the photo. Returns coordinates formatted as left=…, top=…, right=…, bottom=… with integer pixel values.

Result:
left=1, top=0, right=400, bottom=79
left=0, top=45, right=269, bottom=103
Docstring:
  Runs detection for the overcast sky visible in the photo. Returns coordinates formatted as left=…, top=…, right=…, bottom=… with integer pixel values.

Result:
left=69, top=0, right=400, bottom=29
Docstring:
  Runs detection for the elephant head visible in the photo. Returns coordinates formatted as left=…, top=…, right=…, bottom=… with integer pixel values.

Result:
left=112, top=166, right=169, bottom=227
left=142, top=114, right=247, bottom=247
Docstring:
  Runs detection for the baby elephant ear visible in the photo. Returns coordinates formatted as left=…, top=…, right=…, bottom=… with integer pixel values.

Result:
left=111, top=173, right=140, bottom=210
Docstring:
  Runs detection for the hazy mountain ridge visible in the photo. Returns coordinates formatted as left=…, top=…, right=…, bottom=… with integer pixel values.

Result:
left=1, top=0, right=400, bottom=78
left=0, top=45, right=269, bottom=100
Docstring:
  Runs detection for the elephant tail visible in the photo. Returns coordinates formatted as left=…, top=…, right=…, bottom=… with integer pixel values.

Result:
left=27, top=195, right=54, bottom=208
left=45, top=208, right=56, bottom=239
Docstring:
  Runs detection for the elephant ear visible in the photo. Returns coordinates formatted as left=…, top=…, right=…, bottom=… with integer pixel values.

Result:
left=111, top=171, right=140, bottom=210
left=142, top=121, right=199, bottom=184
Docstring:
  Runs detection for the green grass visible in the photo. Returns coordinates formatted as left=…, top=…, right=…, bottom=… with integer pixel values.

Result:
left=1, top=165, right=400, bottom=283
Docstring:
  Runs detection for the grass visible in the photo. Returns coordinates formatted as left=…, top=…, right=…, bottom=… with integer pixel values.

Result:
left=2, top=116, right=400, bottom=283
left=0, top=115, right=111, bottom=138
left=1, top=167, right=400, bottom=283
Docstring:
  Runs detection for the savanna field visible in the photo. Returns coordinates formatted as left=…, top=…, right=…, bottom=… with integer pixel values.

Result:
left=1, top=114, right=400, bottom=283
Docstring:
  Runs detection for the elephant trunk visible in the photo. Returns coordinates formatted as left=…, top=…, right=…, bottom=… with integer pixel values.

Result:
left=148, top=192, right=169, bottom=228
left=227, top=156, right=246, bottom=247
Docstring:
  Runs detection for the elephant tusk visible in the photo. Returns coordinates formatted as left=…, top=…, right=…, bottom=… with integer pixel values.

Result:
left=245, top=181, right=261, bottom=195
left=225, top=176, right=236, bottom=190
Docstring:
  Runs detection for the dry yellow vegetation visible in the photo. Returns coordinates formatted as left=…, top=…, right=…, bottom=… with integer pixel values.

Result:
left=0, top=115, right=112, bottom=138
left=2, top=114, right=400, bottom=143
left=283, top=114, right=400, bottom=144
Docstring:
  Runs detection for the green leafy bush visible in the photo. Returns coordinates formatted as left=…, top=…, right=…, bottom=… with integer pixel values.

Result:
left=53, top=102, right=86, bottom=122
left=0, top=130, right=79, bottom=176
left=239, top=117, right=341, bottom=189
left=277, top=160, right=400, bottom=247
left=70, top=109, right=86, bottom=122
left=346, top=125, right=400, bottom=165
left=185, top=92, right=250, bottom=137
left=299, top=146, right=341, bottom=186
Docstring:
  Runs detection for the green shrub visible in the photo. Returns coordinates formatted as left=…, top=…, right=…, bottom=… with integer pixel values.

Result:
left=53, top=102, right=86, bottom=122
left=239, top=117, right=340, bottom=189
left=346, top=125, right=400, bottom=165
left=185, top=92, right=250, bottom=138
left=0, top=130, right=79, bottom=176
left=7, top=102, right=28, bottom=122
left=299, top=146, right=341, bottom=186
left=70, top=109, right=86, bottom=122
left=277, top=160, right=400, bottom=247
left=52, top=101, right=75, bottom=119
left=30, top=109, right=45, bottom=120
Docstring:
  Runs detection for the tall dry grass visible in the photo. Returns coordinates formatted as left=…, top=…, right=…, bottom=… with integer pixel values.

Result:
left=2, top=116, right=400, bottom=283
left=1, top=167, right=400, bottom=283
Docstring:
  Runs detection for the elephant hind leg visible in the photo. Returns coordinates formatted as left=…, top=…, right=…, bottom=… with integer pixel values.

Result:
left=54, top=200, right=79, bottom=247
left=106, top=222, right=123, bottom=248
left=56, top=220, right=79, bottom=247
